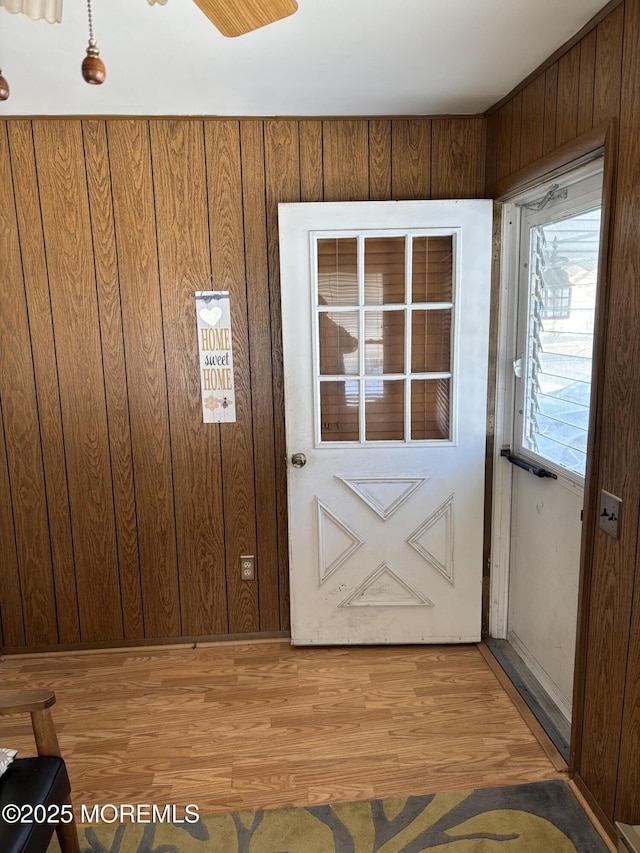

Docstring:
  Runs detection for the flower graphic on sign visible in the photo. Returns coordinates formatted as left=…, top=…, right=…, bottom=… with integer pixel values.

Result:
left=204, top=395, right=234, bottom=412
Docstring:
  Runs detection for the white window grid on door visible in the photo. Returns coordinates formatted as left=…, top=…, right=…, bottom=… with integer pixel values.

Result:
left=311, top=229, right=459, bottom=447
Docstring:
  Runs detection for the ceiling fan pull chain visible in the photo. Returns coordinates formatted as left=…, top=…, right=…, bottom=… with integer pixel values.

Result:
left=81, top=0, right=106, bottom=85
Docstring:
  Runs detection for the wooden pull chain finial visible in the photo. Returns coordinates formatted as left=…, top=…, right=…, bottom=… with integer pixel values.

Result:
left=0, top=69, right=9, bottom=101
left=81, top=0, right=106, bottom=85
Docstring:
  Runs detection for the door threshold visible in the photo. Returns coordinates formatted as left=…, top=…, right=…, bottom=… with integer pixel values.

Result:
left=484, top=637, right=571, bottom=763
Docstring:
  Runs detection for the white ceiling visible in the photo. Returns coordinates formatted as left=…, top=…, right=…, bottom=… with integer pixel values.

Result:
left=0, top=0, right=610, bottom=117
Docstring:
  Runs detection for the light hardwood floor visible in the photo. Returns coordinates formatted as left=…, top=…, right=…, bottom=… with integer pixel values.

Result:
left=0, top=640, right=565, bottom=815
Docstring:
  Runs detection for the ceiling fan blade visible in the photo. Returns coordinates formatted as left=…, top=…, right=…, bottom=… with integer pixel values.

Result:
left=191, top=0, right=298, bottom=37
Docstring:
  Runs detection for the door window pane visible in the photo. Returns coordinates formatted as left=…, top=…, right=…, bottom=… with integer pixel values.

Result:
left=411, top=379, right=450, bottom=440
left=317, top=238, right=358, bottom=305
left=411, top=309, right=451, bottom=373
left=364, top=310, right=404, bottom=374
left=412, top=236, right=453, bottom=302
left=320, top=381, right=359, bottom=442
left=365, top=380, right=404, bottom=441
left=364, top=237, right=405, bottom=304
left=523, top=207, right=601, bottom=476
left=319, top=311, right=359, bottom=375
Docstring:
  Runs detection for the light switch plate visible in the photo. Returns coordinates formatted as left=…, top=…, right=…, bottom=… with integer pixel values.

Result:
left=599, top=490, right=622, bottom=539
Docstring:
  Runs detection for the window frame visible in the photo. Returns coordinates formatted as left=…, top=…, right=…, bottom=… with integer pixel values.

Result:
left=512, top=166, right=604, bottom=485
left=311, top=228, right=459, bottom=448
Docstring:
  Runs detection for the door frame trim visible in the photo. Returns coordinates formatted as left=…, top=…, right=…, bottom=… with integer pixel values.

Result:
left=487, top=121, right=617, bottom=779
left=489, top=202, right=520, bottom=639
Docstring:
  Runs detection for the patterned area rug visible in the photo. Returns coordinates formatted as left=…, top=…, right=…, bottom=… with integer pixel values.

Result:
left=51, top=779, right=609, bottom=852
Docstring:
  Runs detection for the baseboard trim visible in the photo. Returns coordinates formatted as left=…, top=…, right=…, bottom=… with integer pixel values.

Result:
left=569, top=775, right=617, bottom=850
left=1, top=631, right=291, bottom=659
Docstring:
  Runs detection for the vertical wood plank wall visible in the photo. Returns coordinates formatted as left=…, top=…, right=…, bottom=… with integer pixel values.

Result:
left=0, top=116, right=484, bottom=652
left=486, top=0, right=640, bottom=830
left=485, top=3, right=624, bottom=187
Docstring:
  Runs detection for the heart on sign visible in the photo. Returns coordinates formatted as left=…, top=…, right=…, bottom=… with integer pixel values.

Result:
left=199, top=306, right=222, bottom=327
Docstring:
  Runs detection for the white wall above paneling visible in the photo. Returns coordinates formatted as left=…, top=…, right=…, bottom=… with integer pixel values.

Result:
left=0, top=0, right=610, bottom=116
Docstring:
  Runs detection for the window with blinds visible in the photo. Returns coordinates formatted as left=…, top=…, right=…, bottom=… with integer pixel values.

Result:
left=316, top=234, right=454, bottom=444
left=522, top=207, right=601, bottom=477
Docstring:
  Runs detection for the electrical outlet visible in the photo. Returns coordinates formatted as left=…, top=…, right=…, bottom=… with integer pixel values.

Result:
left=240, top=555, right=255, bottom=581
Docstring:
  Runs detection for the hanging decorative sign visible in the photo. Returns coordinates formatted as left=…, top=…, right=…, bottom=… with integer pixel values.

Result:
left=195, top=290, right=236, bottom=423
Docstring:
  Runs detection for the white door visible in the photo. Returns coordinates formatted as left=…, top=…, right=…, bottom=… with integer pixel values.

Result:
left=502, top=165, right=603, bottom=721
left=279, top=201, right=492, bottom=645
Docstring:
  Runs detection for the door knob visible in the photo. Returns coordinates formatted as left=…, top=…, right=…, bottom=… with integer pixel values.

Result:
left=291, top=452, right=307, bottom=468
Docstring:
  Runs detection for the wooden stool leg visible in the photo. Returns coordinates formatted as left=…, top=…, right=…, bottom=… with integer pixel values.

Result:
left=55, top=798, right=81, bottom=853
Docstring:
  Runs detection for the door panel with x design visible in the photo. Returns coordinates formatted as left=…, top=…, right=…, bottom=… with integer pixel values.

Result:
left=280, top=199, right=491, bottom=645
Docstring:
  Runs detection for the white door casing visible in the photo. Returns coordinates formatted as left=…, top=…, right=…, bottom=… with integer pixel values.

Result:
left=279, top=201, right=492, bottom=645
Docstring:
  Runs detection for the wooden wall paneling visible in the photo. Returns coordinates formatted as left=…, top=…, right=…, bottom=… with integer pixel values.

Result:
left=519, top=76, right=546, bottom=169
left=0, top=113, right=572, bottom=650
left=615, top=542, right=640, bottom=821
left=593, top=4, right=624, bottom=127
left=239, top=120, right=281, bottom=631
left=264, top=120, right=301, bottom=630
left=431, top=118, right=484, bottom=199
left=82, top=119, right=143, bottom=641
left=484, top=112, right=499, bottom=194
left=391, top=119, right=431, bottom=199
left=579, top=528, right=637, bottom=817
left=369, top=120, right=391, bottom=200
left=107, top=120, right=181, bottom=640
left=150, top=119, right=228, bottom=637
left=0, top=124, right=58, bottom=647
left=543, top=63, right=559, bottom=155
left=578, top=0, right=640, bottom=820
left=569, top=121, right=616, bottom=786
left=495, top=102, right=513, bottom=182
left=509, top=92, right=523, bottom=174
left=489, top=125, right=609, bottom=202
left=555, top=44, right=581, bottom=147
left=299, top=121, right=324, bottom=201
left=204, top=120, right=259, bottom=634
left=577, top=29, right=597, bottom=135
left=0, top=404, right=25, bottom=648
left=323, top=120, right=370, bottom=200
left=7, top=121, right=79, bottom=645
left=31, top=120, right=122, bottom=643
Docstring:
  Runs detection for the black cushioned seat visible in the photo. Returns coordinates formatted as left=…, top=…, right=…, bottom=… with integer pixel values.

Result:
left=0, top=756, right=71, bottom=853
